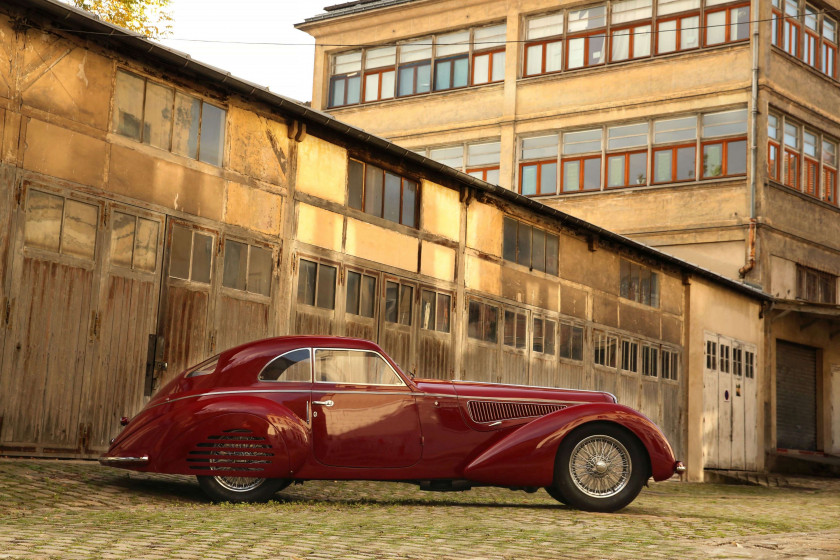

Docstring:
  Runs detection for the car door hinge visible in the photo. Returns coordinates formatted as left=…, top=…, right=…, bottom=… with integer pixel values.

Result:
left=89, top=311, right=100, bottom=340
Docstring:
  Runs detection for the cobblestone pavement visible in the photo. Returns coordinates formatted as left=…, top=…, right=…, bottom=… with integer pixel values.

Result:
left=0, top=459, right=838, bottom=560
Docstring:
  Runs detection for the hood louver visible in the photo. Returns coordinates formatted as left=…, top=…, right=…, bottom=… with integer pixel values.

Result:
left=467, top=400, right=567, bottom=423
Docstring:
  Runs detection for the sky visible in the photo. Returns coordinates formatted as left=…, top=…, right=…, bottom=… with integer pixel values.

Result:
left=158, top=0, right=324, bottom=103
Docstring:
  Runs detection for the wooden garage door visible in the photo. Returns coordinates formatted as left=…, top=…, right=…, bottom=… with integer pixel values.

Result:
left=776, top=340, right=818, bottom=451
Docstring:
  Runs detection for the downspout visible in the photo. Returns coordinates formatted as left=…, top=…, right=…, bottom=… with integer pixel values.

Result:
left=739, top=0, right=760, bottom=279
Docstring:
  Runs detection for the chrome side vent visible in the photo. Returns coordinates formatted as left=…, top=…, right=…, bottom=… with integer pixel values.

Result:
left=467, top=400, right=567, bottom=423
left=187, top=428, right=275, bottom=473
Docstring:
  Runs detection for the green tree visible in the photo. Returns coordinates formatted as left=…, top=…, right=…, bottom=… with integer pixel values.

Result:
left=70, top=0, right=173, bottom=38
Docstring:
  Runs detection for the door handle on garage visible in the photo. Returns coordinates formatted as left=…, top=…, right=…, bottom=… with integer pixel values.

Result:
left=313, top=400, right=334, bottom=407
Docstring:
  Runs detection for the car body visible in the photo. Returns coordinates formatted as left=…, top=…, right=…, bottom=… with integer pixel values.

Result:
left=100, top=336, right=684, bottom=512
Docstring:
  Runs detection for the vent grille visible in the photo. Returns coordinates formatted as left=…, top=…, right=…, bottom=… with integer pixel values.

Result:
left=467, top=400, right=567, bottom=423
left=187, top=429, right=275, bottom=473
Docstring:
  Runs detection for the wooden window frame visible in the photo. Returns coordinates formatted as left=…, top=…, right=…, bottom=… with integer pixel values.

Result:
left=620, top=338, right=639, bottom=374
left=821, top=40, right=837, bottom=78
left=655, top=13, right=701, bottom=55
left=784, top=148, right=800, bottom=190
left=468, top=298, right=500, bottom=344
left=652, top=143, right=696, bottom=184
left=466, top=165, right=500, bottom=182
left=348, top=158, right=420, bottom=228
left=804, top=156, right=819, bottom=196
left=532, top=316, right=557, bottom=356
left=804, top=29, right=819, bottom=66
left=609, top=23, right=652, bottom=62
left=503, top=308, right=528, bottom=350
left=297, top=257, right=338, bottom=311
left=523, top=39, right=563, bottom=77
left=434, top=54, right=469, bottom=92
left=519, top=159, right=557, bottom=196
left=502, top=217, right=559, bottom=276
left=420, top=288, right=452, bottom=333
left=783, top=12, right=802, bottom=58
left=768, top=140, right=782, bottom=182
left=561, top=155, right=602, bottom=192
left=606, top=149, right=647, bottom=188
left=565, top=31, right=608, bottom=70
left=796, top=264, right=837, bottom=303
left=823, top=165, right=837, bottom=205
left=328, top=74, right=361, bottom=108
left=363, top=68, right=395, bottom=102
left=771, top=8, right=783, bottom=47
left=396, top=60, right=432, bottom=98
left=593, top=329, right=618, bottom=369
left=384, top=278, right=414, bottom=326
left=641, top=344, right=659, bottom=377
left=472, top=48, right=505, bottom=84
left=701, top=137, right=747, bottom=179
left=704, top=4, right=750, bottom=46
left=558, top=321, right=584, bottom=362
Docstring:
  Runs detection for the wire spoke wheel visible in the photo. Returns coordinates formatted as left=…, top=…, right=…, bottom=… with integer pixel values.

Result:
left=568, top=434, right=631, bottom=498
left=213, top=476, right=266, bottom=493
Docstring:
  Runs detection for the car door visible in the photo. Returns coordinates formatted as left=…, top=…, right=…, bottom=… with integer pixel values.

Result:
left=310, top=348, right=422, bottom=468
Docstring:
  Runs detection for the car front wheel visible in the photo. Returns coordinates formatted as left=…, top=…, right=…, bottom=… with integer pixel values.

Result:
left=551, top=423, right=648, bottom=513
left=197, top=475, right=289, bottom=503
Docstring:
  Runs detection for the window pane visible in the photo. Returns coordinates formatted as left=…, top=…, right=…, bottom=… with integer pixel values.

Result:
left=589, top=35, right=606, bottom=65
left=260, top=349, right=311, bottom=382
left=199, top=103, right=225, bottom=166
left=525, top=44, right=543, bottom=75
left=172, top=93, right=200, bottom=159
left=703, top=143, right=723, bottom=177
left=567, top=37, right=585, bottom=69
left=385, top=281, right=399, bottom=323
left=437, top=30, right=470, bottom=57
left=532, top=228, right=546, bottom=272
left=334, top=51, right=362, bottom=74
left=316, top=264, right=337, bottom=310
left=541, top=162, right=557, bottom=194
left=360, top=275, right=376, bottom=318
left=485, top=305, right=498, bottom=342
left=608, top=122, right=649, bottom=150
left=434, top=59, right=452, bottom=91
left=399, top=285, right=413, bottom=325
left=402, top=180, right=417, bottom=228
left=546, top=41, right=563, bottom=72
left=346, top=75, right=361, bottom=104
left=658, top=20, right=677, bottom=53
left=731, top=7, right=750, bottom=41
left=400, top=39, right=433, bottom=62
left=330, top=78, right=346, bottom=107
left=564, top=129, right=602, bottom=154
left=564, top=160, right=581, bottom=190
left=532, top=317, right=543, bottom=352
left=569, top=6, right=606, bottom=31
left=348, top=159, right=364, bottom=210
left=468, top=142, right=501, bottom=166
left=634, top=25, right=652, bottom=56
left=468, top=300, right=482, bottom=339
left=25, top=190, right=63, bottom=252
left=416, top=63, right=431, bottom=93
left=545, top=234, right=559, bottom=276
left=346, top=271, right=361, bottom=315
left=249, top=246, right=272, bottom=296
left=583, top=158, right=602, bottom=190
left=430, top=146, right=464, bottom=168
left=703, top=109, right=748, bottom=137
left=297, top=259, right=317, bottom=306
left=473, top=54, right=489, bottom=84
left=380, top=71, right=395, bottom=99
left=113, top=71, right=144, bottom=140
left=143, top=82, right=173, bottom=150
left=613, top=29, right=631, bottom=61
left=421, top=289, right=435, bottom=330
left=571, top=326, right=583, bottom=360
left=383, top=172, right=401, bottom=223
left=706, top=11, right=726, bottom=45
left=521, top=164, right=537, bottom=195
left=110, top=212, right=135, bottom=268
left=365, top=165, right=384, bottom=217
left=222, top=239, right=248, bottom=291
left=62, top=200, right=98, bottom=260
left=629, top=152, right=647, bottom=185
left=522, top=135, right=559, bottom=159
left=528, top=13, right=565, bottom=40
left=681, top=17, right=699, bottom=49
left=365, top=72, right=381, bottom=102
left=654, top=150, right=672, bottom=182
left=169, top=225, right=192, bottom=279
left=727, top=140, right=747, bottom=175
left=453, top=57, right=469, bottom=87
left=676, top=147, right=696, bottom=180
left=784, top=123, right=799, bottom=148
left=658, top=0, right=700, bottom=16
left=436, top=293, right=451, bottom=333
left=503, top=217, right=518, bottom=262
left=654, top=116, right=697, bottom=143
left=504, top=309, right=516, bottom=346
left=545, top=320, right=556, bottom=355
left=366, top=46, right=396, bottom=69
left=608, top=155, right=625, bottom=187
left=188, top=232, right=211, bottom=283
left=134, top=218, right=158, bottom=272
left=491, top=51, right=505, bottom=81
left=517, top=223, right=531, bottom=267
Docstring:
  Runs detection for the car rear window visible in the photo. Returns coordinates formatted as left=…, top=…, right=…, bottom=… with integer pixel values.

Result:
left=259, top=348, right=312, bottom=382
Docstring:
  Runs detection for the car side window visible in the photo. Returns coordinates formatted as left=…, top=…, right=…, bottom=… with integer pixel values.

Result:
left=313, top=349, right=404, bottom=386
left=259, top=348, right=312, bottom=382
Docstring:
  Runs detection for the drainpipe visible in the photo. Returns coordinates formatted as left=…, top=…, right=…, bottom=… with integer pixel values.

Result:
left=739, top=0, right=760, bottom=279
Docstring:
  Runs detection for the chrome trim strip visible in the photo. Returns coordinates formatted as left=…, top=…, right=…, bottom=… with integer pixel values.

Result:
left=418, top=392, right=596, bottom=407
left=149, top=388, right=414, bottom=411
left=99, top=456, right=149, bottom=464
left=451, top=379, right=615, bottom=396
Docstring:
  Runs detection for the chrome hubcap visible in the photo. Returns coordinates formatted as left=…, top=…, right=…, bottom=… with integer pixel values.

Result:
left=569, top=435, right=631, bottom=498
left=213, top=476, right=265, bottom=492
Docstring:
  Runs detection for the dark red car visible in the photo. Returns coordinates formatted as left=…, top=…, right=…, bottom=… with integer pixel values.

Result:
left=100, top=336, right=684, bottom=512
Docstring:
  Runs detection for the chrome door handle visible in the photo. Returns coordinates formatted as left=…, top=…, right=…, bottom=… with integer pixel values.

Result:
left=313, top=400, right=334, bottom=407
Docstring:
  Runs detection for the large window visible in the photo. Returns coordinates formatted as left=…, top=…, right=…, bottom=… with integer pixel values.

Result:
left=502, top=217, right=560, bottom=276
left=653, top=116, right=696, bottom=183
left=611, top=0, right=653, bottom=62
left=169, top=224, right=213, bottom=284
left=700, top=109, right=747, bottom=179
left=468, top=299, right=499, bottom=343
left=607, top=122, right=648, bottom=188
left=532, top=316, right=557, bottom=355
left=558, top=321, right=584, bottom=361
left=797, top=264, right=837, bottom=303
left=346, top=270, right=377, bottom=318
left=420, top=289, right=452, bottom=333
left=222, top=240, right=272, bottom=297
left=566, top=6, right=608, bottom=70
left=503, top=308, right=528, bottom=350
left=348, top=159, right=419, bottom=227
left=593, top=330, right=618, bottom=367
left=620, top=259, right=660, bottom=307
left=297, top=259, right=337, bottom=310
left=24, top=190, right=99, bottom=262
left=656, top=0, right=700, bottom=54
left=113, top=70, right=225, bottom=166
left=704, top=2, right=749, bottom=46
left=385, top=280, right=413, bottom=325
left=562, top=129, right=603, bottom=192
left=520, top=135, right=559, bottom=196
left=328, top=24, right=505, bottom=108
left=110, top=212, right=159, bottom=273
left=419, top=140, right=501, bottom=185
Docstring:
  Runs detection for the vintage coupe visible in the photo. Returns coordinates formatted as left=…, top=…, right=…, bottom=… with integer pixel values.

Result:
left=101, top=336, right=684, bottom=512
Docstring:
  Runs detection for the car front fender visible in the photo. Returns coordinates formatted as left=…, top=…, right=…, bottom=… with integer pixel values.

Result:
left=462, top=403, right=677, bottom=487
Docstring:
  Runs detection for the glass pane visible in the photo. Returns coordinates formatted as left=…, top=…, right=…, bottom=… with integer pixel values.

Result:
left=540, top=162, right=557, bottom=194
left=453, top=57, right=469, bottom=87
left=417, top=63, right=431, bottom=93
left=629, top=152, right=647, bottom=185
left=399, top=285, right=413, bottom=325
left=522, top=135, right=558, bottom=159
left=571, top=326, right=583, bottom=360
left=315, top=349, right=401, bottom=385
left=654, top=116, right=697, bottom=144
left=172, top=93, right=200, bottom=159
left=612, top=29, right=631, bottom=61
left=260, top=349, right=311, bottom=382
left=434, top=59, right=452, bottom=91
left=169, top=225, right=192, bottom=280
left=473, top=53, right=489, bottom=84
left=334, top=51, right=362, bottom=73
left=398, top=66, right=415, bottom=96
left=62, top=200, right=98, bottom=260
left=545, top=234, right=559, bottom=276
left=421, top=289, right=435, bottom=330
left=248, top=246, right=272, bottom=296
left=532, top=317, right=543, bottom=352
left=346, top=75, right=361, bottom=104
left=346, top=271, right=361, bottom=315
left=545, top=320, right=556, bottom=355
left=503, top=310, right=515, bottom=347
left=316, top=264, right=336, bottom=310
left=436, top=293, right=451, bottom=333
left=517, top=223, right=531, bottom=267
left=110, top=212, right=135, bottom=268
left=222, top=239, right=247, bottom=291
left=569, top=6, right=606, bottom=32
left=658, top=20, right=677, bottom=53
left=568, top=37, right=585, bottom=69
left=608, top=155, right=625, bottom=187
left=676, top=147, right=696, bottom=180
left=25, top=190, right=62, bottom=252
left=330, top=78, right=346, bottom=107
left=702, top=109, right=748, bottom=137
left=400, top=38, right=433, bottom=62
left=608, top=122, right=649, bottom=150
left=634, top=25, right=652, bottom=56
left=681, top=17, right=699, bottom=49
left=485, top=305, right=498, bottom=342
left=546, top=41, right=563, bottom=72
left=583, top=158, right=601, bottom=190
left=142, top=82, right=173, bottom=150
left=360, top=275, right=376, bottom=318
left=521, top=165, right=537, bottom=195
left=486, top=169, right=500, bottom=185
left=385, top=281, right=399, bottom=323
left=564, top=160, right=581, bottom=191
left=348, top=159, right=364, bottom=210
left=731, top=7, right=750, bottom=41
left=503, top=217, right=518, bottom=262
left=402, top=180, right=417, bottom=228
left=468, top=142, right=501, bottom=166
left=588, top=34, right=606, bottom=65
left=612, top=0, right=653, bottom=23
left=383, top=172, right=402, bottom=223
left=532, top=228, right=546, bottom=272
left=491, top=51, right=505, bottom=81
left=515, top=313, right=526, bottom=349
left=113, top=70, right=144, bottom=140
left=380, top=71, right=395, bottom=100
left=468, top=300, right=481, bottom=339
left=365, top=72, right=381, bottom=102
left=297, top=259, right=317, bottom=306
left=658, top=0, right=700, bottom=16
left=437, top=30, right=470, bottom=57
left=429, top=146, right=463, bottom=168
left=727, top=140, right=747, bottom=175
left=525, top=44, right=543, bottom=75
left=134, top=218, right=158, bottom=272
left=191, top=232, right=212, bottom=284
left=366, top=46, right=396, bottom=69
left=564, top=129, right=602, bottom=154
left=703, top=143, right=723, bottom=177
left=198, top=103, right=225, bottom=166
left=364, top=165, right=384, bottom=217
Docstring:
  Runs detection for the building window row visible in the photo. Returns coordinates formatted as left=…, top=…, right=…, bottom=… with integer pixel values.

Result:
left=414, top=141, right=502, bottom=184
left=113, top=69, right=226, bottom=167
left=768, top=111, right=837, bottom=206
left=594, top=328, right=680, bottom=379
left=328, top=24, right=506, bottom=108
left=705, top=336, right=756, bottom=378
left=523, top=0, right=749, bottom=78
left=347, top=159, right=420, bottom=228
left=771, top=0, right=837, bottom=80
left=502, top=217, right=560, bottom=276
left=519, top=107, right=747, bottom=196
left=796, top=264, right=837, bottom=303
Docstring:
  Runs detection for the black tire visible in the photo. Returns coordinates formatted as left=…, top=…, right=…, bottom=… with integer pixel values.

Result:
left=544, top=485, right=567, bottom=504
left=197, top=475, right=290, bottom=503
left=552, top=423, right=648, bottom=513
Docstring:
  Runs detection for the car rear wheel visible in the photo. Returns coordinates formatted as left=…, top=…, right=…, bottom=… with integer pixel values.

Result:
left=552, top=423, right=648, bottom=513
left=197, top=475, right=290, bottom=503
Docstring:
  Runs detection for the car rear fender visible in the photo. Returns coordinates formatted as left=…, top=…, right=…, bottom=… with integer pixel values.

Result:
left=462, top=403, right=677, bottom=487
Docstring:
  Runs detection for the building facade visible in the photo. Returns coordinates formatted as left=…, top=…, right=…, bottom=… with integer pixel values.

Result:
left=298, top=0, right=840, bottom=473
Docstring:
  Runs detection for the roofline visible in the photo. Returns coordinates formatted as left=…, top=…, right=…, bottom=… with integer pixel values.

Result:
left=6, top=0, right=772, bottom=303
left=298, top=0, right=421, bottom=28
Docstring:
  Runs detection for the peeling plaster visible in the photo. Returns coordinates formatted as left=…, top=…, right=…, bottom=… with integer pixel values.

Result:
left=76, top=52, right=88, bottom=87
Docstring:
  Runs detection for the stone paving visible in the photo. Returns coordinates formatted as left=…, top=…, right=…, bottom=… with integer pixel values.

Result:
left=0, top=459, right=839, bottom=559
